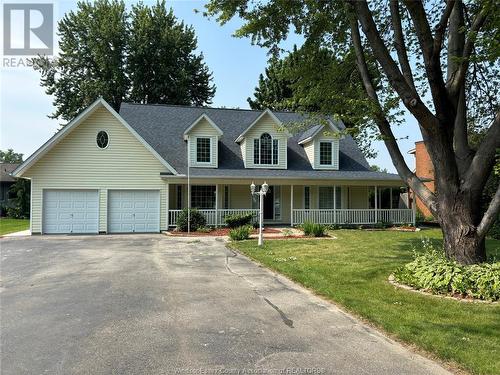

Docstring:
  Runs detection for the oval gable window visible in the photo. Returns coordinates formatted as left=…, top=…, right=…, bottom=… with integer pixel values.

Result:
left=96, top=131, right=109, bottom=149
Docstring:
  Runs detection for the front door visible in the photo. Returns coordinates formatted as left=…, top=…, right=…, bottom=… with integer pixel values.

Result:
left=263, top=186, right=274, bottom=220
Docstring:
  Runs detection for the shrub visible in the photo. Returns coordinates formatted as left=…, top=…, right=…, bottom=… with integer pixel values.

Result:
left=176, top=209, right=206, bottom=232
left=225, top=213, right=254, bottom=228
left=302, top=221, right=326, bottom=237
left=229, top=225, right=251, bottom=241
left=487, top=220, right=500, bottom=240
left=394, top=239, right=500, bottom=301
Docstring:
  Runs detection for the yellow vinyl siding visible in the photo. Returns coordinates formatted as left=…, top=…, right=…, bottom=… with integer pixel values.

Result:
left=244, top=113, right=288, bottom=169
left=240, top=139, right=247, bottom=166
left=23, top=107, right=168, bottom=233
left=349, top=186, right=369, bottom=208
left=303, top=141, right=314, bottom=165
left=187, top=118, right=219, bottom=168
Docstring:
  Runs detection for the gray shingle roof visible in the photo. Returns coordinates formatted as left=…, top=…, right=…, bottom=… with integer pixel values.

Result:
left=1, top=163, right=19, bottom=183
left=119, top=103, right=401, bottom=181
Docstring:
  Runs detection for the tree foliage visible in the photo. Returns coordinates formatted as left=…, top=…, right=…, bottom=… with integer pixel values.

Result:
left=247, top=43, right=382, bottom=158
left=205, top=0, right=500, bottom=264
left=6, top=179, right=30, bottom=219
left=0, top=149, right=23, bottom=163
left=33, top=0, right=215, bottom=122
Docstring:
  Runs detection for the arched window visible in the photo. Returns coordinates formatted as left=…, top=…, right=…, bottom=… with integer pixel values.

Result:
left=254, top=133, right=278, bottom=165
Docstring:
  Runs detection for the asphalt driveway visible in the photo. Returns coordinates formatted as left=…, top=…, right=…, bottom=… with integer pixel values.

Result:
left=1, top=235, right=450, bottom=375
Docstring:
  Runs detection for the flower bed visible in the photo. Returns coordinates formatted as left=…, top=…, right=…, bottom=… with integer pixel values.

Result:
left=167, top=227, right=282, bottom=237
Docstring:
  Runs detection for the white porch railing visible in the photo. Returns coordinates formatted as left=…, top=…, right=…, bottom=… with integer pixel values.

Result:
left=293, top=208, right=413, bottom=225
left=168, top=209, right=259, bottom=227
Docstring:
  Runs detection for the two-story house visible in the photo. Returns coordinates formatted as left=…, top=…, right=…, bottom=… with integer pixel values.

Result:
left=13, top=98, right=413, bottom=234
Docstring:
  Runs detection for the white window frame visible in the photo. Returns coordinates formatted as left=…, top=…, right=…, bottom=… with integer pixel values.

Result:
left=191, top=185, right=216, bottom=209
left=319, top=141, right=334, bottom=166
left=195, top=137, right=212, bottom=164
left=253, top=133, right=279, bottom=165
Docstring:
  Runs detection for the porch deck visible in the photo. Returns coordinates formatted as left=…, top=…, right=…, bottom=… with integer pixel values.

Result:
left=168, top=208, right=414, bottom=227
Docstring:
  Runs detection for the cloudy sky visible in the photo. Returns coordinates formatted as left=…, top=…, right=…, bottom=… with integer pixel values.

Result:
left=0, top=0, right=420, bottom=172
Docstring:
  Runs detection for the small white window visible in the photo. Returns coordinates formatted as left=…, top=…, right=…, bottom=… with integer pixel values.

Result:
left=196, top=137, right=211, bottom=163
left=319, top=141, right=332, bottom=165
left=96, top=131, right=109, bottom=149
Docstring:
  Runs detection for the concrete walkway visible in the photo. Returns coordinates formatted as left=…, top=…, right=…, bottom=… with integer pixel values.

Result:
left=2, top=229, right=31, bottom=237
left=0, top=234, right=451, bottom=374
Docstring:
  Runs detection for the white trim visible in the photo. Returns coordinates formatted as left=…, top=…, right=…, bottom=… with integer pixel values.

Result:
left=194, top=136, right=212, bottom=165
left=13, top=98, right=178, bottom=177
left=235, top=109, right=290, bottom=143
left=318, top=140, right=335, bottom=167
left=252, top=133, right=279, bottom=166
left=183, top=113, right=223, bottom=140
left=95, top=130, right=110, bottom=150
left=29, top=177, right=33, bottom=234
left=161, top=174, right=403, bottom=184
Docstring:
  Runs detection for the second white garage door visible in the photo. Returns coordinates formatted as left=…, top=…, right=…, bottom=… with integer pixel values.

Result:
left=108, top=190, right=160, bottom=233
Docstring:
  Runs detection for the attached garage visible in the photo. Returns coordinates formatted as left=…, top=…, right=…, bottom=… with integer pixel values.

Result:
left=43, top=190, right=99, bottom=234
left=108, top=190, right=160, bottom=233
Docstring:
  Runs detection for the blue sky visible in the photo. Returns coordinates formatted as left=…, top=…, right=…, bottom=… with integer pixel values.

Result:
left=0, top=0, right=420, bottom=172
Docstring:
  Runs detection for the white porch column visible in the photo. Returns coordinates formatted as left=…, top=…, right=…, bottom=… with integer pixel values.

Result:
left=290, top=185, right=294, bottom=226
left=374, top=186, right=378, bottom=224
left=166, top=182, right=170, bottom=229
left=333, top=185, right=337, bottom=224
left=412, top=192, right=417, bottom=226
left=215, top=184, right=219, bottom=227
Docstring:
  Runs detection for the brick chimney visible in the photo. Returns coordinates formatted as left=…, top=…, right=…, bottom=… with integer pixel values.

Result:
left=408, top=141, right=435, bottom=218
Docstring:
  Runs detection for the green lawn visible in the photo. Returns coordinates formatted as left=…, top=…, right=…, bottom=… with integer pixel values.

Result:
left=230, top=229, right=500, bottom=375
left=0, top=218, right=30, bottom=236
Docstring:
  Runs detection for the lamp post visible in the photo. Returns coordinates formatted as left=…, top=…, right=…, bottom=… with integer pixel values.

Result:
left=251, top=181, right=268, bottom=246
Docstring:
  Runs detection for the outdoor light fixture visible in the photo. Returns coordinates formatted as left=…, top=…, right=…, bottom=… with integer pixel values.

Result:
left=250, top=181, right=268, bottom=246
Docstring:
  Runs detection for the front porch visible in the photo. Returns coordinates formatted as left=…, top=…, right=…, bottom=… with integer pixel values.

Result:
left=166, top=181, right=415, bottom=227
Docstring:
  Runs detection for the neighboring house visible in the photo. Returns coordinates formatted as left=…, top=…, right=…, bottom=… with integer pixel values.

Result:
left=13, top=98, right=413, bottom=234
left=408, top=141, right=434, bottom=218
left=0, top=163, right=19, bottom=216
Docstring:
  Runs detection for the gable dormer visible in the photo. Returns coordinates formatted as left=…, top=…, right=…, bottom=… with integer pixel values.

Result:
left=235, top=109, right=291, bottom=169
left=299, top=120, right=341, bottom=170
left=184, top=114, right=223, bottom=168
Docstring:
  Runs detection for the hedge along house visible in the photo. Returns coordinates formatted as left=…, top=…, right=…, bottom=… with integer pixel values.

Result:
left=13, top=98, right=413, bottom=234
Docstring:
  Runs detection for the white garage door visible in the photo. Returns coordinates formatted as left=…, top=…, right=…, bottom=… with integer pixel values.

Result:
left=108, top=190, right=160, bottom=233
left=43, top=190, right=99, bottom=234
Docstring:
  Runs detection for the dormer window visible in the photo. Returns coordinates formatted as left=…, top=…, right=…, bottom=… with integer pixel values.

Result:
left=254, top=133, right=278, bottom=165
left=319, top=141, right=333, bottom=166
left=196, top=137, right=211, bottom=163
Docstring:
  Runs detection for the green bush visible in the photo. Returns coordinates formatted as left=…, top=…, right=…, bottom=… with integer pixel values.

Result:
left=487, top=220, right=500, bottom=240
left=394, top=239, right=500, bottom=301
left=224, top=213, right=254, bottom=228
left=302, top=221, right=326, bottom=237
left=176, top=208, right=206, bottom=232
left=229, top=225, right=252, bottom=241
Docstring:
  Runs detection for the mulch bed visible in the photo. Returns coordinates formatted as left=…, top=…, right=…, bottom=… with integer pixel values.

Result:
left=167, top=227, right=282, bottom=237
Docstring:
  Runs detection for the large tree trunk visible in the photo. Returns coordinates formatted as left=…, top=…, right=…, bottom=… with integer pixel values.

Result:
left=435, top=184, right=487, bottom=265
